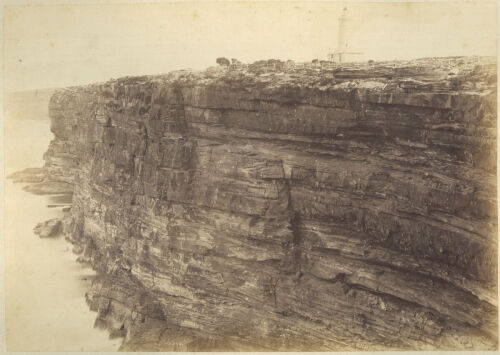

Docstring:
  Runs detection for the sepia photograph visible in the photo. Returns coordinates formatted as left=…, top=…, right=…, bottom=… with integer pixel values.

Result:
left=1, top=0, right=498, bottom=352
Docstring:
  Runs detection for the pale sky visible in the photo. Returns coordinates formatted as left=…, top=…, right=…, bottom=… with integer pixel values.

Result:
left=3, top=1, right=498, bottom=92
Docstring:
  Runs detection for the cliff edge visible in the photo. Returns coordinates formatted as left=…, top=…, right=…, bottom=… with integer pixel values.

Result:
left=35, top=57, right=498, bottom=350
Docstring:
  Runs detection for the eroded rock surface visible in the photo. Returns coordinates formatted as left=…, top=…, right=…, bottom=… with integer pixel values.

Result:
left=7, top=167, right=45, bottom=183
left=34, top=218, right=62, bottom=238
left=37, top=57, right=498, bottom=350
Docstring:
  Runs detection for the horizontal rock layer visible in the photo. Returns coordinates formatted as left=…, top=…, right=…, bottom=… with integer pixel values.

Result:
left=45, top=57, right=497, bottom=350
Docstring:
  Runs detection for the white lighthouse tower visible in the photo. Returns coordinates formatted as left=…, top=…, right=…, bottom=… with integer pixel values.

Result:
left=328, top=7, right=363, bottom=63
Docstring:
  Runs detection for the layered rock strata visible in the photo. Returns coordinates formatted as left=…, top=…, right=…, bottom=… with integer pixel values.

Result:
left=41, top=57, right=497, bottom=350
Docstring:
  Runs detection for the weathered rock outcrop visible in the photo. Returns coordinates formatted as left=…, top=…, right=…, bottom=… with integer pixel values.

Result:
left=41, top=57, right=498, bottom=350
left=34, top=218, right=62, bottom=238
left=7, top=167, right=45, bottom=184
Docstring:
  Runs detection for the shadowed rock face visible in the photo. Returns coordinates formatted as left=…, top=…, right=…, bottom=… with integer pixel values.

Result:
left=43, top=57, right=497, bottom=351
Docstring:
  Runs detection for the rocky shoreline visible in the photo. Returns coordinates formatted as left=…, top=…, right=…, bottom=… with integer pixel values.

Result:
left=11, top=57, right=498, bottom=351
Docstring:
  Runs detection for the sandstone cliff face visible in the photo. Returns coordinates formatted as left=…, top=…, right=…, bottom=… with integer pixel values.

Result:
left=44, top=57, right=497, bottom=350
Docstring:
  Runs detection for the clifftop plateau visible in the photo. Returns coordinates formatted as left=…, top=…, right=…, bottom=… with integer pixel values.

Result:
left=17, top=56, right=498, bottom=350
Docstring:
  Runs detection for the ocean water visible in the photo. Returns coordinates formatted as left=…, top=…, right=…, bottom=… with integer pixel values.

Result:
left=4, top=118, right=121, bottom=351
